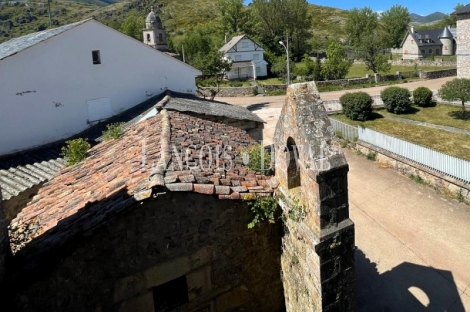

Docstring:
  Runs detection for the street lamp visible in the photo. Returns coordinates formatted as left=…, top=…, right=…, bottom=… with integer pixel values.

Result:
left=279, top=39, right=290, bottom=85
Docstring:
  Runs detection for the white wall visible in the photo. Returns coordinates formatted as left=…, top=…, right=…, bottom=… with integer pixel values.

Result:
left=402, top=33, right=421, bottom=60
left=224, top=38, right=265, bottom=63
left=0, top=20, right=200, bottom=156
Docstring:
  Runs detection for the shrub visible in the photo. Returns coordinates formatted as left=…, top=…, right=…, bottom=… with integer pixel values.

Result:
left=61, top=138, right=91, bottom=166
left=229, top=81, right=243, bottom=87
left=245, top=195, right=279, bottom=228
left=380, top=86, right=411, bottom=114
left=340, top=91, right=374, bottom=121
left=102, top=122, right=125, bottom=141
left=196, top=77, right=216, bottom=87
left=240, top=144, right=272, bottom=174
left=413, top=87, right=433, bottom=107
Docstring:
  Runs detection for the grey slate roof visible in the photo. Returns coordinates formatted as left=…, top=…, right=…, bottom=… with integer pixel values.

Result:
left=453, top=4, right=470, bottom=15
left=163, top=92, right=265, bottom=123
left=0, top=92, right=263, bottom=201
left=0, top=19, right=89, bottom=61
left=407, top=27, right=456, bottom=47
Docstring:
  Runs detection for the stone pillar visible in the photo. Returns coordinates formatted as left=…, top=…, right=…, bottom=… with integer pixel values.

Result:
left=396, top=71, right=401, bottom=79
left=457, top=14, right=470, bottom=78
left=273, top=82, right=355, bottom=312
left=374, top=73, right=380, bottom=83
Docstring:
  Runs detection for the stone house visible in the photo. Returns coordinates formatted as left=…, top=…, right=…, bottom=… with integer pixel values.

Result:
left=0, top=93, right=283, bottom=311
left=0, top=19, right=201, bottom=156
left=454, top=4, right=470, bottom=78
left=219, top=35, right=268, bottom=80
left=400, top=26, right=456, bottom=60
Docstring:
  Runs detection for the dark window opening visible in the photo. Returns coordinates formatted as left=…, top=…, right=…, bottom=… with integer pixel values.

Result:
left=286, top=137, right=301, bottom=189
left=429, top=49, right=432, bottom=54
left=159, top=33, right=163, bottom=43
left=147, top=33, right=151, bottom=42
left=436, top=49, right=440, bottom=55
left=153, top=275, right=189, bottom=312
left=92, top=50, right=101, bottom=65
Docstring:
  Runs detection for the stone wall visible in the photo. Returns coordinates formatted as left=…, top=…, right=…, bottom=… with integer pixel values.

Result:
left=390, top=59, right=457, bottom=67
left=457, top=13, right=470, bottom=79
left=0, top=190, right=7, bottom=286
left=316, top=76, right=372, bottom=87
left=273, top=82, right=355, bottom=311
left=420, top=68, right=457, bottom=79
left=262, top=84, right=287, bottom=92
left=354, top=142, right=470, bottom=202
left=7, top=192, right=284, bottom=312
left=199, top=87, right=255, bottom=97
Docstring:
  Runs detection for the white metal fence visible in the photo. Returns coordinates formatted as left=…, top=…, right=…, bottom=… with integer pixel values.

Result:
left=328, top=118, right=470, bottom=183
left=328, top=118, right=358, bottom=141
left=359, top=127, right=470, bottom=183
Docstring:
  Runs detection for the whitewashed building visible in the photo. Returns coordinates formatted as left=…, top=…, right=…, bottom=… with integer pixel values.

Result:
left=0, top=19, right=201, bottom=156
left=219, top=35, right=268, bottom=80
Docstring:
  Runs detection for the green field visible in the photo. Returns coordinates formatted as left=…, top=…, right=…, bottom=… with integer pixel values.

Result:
left=331, top=113, right=470, bottom=161
left=380, top=104, right=470, bottom=131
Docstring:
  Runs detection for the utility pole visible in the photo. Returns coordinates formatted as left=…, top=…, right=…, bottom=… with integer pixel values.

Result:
left=182, top=45, right=185, bottom=63
left=47, top=0, right=52, bottom=27
left=279, top=34, right=290, bottom=85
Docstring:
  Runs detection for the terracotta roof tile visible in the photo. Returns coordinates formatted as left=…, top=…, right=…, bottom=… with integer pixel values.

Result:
left=9, top=109, right=275, bottom=255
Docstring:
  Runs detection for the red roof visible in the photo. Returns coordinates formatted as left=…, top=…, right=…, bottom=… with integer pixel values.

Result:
left=9, top=110, right=277, bottom=254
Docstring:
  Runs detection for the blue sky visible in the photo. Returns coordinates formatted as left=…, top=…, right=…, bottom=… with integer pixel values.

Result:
left=244, top=1, right=465, bottom=16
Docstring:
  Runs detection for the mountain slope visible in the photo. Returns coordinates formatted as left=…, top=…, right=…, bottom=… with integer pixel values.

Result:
left=410, top=12, right=446, bottom=24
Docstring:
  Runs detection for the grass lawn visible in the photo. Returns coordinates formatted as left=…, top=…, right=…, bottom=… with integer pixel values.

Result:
left=331, top=113, right=470, bottom=161
left=257, top=77, right=286, bottom=85
left=380, top=104, right=470, bottom=131
left=346, top=64, right=456, bottom=79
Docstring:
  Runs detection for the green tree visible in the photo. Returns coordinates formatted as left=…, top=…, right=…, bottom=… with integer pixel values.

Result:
left=439, top=78, right=470, bottom=116
left=250, top=0, right=311, bottom=57
left=321, top=42, right=352, bottom=80
left=357, top=32, right=391, bottom=74
left=380, top=5, right=411, bottom=48
left=345, top=7, right=378, bottom=47
left=271, top=55, right=296, bottom=80
left=120, top=14, right=145, bottom=41
left=340, top=92, right=374, bottom=121
left=217, top=0, right=245, bottom=36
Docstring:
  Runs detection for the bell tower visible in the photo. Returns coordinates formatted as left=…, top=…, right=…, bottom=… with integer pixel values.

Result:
left=143, top=6, right=168, bottom=51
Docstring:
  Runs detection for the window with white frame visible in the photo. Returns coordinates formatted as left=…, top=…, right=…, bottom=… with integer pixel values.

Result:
left=242, top=41, right=248, bottom=48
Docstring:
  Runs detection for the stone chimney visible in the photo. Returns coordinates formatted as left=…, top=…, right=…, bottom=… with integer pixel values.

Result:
left=411, top=26, right=415, bottom=33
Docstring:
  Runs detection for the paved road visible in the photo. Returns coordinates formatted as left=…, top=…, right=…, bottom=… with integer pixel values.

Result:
left=220, top=77, right=470, bottom=311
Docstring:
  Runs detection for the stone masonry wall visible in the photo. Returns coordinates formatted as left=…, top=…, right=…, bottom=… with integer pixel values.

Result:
left=390, top=60, right=456, bottom=67
left=354, top=142, right=470, bottom=202
left=0, top=190, right=7, bottom=286
left=457, top=13, right=470, bottom=79
left=273, top=82, right=355, bottom=312
left=199, top=87, right=255, bottom=97
left=8, top=192, right=284, bottom=312
left=420, top=68, right=457, bottom=79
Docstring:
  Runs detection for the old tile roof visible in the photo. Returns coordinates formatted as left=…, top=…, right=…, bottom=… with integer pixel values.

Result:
left=9, top=109, right=274, bottom=254
left=0, top=92, right=263, bottom=202
left=0, top=20, right=89, bottom=61
left=0, top=93, right=166, bottom=201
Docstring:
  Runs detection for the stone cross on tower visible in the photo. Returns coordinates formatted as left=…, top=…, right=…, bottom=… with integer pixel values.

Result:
left=143, top=6, right=168, bottom=51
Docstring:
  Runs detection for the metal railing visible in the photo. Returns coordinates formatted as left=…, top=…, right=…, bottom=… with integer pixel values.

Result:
left=328, top=118, right=470, bottom=183
left=328, top=118, right=358, bottom=141
left=359, top=127, right=470, bottom=183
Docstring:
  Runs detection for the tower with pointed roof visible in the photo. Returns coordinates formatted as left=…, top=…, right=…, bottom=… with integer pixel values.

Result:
left=440, top=26, right=454, bottom=56
left=143, top=6, right=168, bottom=51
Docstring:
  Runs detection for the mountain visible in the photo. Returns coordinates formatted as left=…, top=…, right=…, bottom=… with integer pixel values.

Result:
left=409, top=12, right=447, bottom=24
left=0, top=0, right=347, bottom=48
